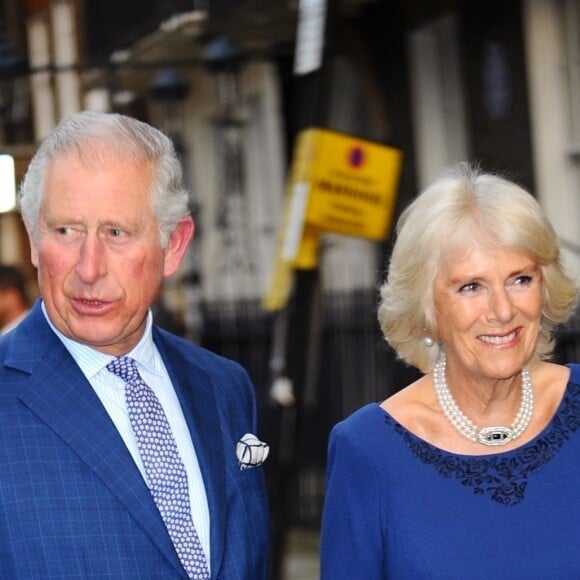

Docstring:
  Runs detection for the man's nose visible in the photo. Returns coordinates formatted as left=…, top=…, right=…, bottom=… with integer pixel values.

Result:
left=75, top=235, right=106, bottom=282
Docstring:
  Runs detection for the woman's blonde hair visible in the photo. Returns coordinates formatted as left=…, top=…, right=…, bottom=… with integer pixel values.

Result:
left=378, top=163, right=578, bottom=373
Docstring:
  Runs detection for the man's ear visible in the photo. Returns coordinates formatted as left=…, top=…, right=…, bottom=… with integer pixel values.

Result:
left=163, top=216, right=195, bottom=277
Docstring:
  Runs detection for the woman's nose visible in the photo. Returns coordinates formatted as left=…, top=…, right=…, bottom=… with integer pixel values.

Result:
left=488, top=288, right=514, bottom=323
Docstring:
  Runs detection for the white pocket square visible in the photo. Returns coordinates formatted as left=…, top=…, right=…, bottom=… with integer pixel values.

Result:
left=236, top=433, right=269, bottom=470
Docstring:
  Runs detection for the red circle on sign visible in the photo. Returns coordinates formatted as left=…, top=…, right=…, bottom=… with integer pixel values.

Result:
left=348, top=146, right=365, bottom=168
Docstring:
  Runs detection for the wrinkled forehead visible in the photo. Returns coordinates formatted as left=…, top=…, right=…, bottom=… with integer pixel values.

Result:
left=40, top=145, right=156, bottom=211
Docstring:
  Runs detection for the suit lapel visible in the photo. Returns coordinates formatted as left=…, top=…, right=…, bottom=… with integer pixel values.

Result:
left=5, top=303, right=187, bottom=578
left=155, top=329, right=227, bottom=577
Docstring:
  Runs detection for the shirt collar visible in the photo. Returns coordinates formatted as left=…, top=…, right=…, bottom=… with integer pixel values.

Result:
left=41, top=301, right=162, bottom=379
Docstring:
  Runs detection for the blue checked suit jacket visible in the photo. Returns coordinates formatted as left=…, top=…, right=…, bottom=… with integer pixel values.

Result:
left=0, top=301, right=270, bottom=579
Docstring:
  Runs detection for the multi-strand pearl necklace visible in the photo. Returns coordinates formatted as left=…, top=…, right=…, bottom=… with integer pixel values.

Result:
left=433, top=354, right=534, bottom=447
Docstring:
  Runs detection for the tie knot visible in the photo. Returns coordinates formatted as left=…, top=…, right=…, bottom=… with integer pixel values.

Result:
left=106, top=356, right=139, bottom=382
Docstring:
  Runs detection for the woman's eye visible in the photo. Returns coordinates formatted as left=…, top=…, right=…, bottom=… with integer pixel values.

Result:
left=459, top=282, right=479, bottom=293
left=514, top=275, right=533, bottom=286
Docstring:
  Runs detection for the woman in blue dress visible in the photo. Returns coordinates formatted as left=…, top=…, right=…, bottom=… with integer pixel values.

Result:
left=321, top=163, right=579, bottom=579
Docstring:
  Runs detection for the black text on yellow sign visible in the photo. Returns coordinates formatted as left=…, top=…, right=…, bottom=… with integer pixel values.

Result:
left=262, top=128, right=403, bottom=311
left=298, top=128, right=402, bottom=241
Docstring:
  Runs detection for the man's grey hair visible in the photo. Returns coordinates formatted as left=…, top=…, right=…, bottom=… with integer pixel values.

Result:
left=19, top=110, right=190, bottom=247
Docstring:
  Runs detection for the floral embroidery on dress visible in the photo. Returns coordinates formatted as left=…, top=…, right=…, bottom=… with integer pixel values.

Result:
left=387, top=380, right=580, bottom=506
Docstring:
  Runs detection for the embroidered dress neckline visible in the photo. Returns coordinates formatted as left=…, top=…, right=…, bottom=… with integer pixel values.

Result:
left=380, top=375, right=580, bottom=505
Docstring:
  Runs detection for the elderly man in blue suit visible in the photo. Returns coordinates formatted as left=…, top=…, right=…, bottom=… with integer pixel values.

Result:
left=0, top=111, right=270, bottom=579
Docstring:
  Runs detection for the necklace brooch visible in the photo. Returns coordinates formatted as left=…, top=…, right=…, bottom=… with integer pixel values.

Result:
left=433, top=354, right=534, bottom=446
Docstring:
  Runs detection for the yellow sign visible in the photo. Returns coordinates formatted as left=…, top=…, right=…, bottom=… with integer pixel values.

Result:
left=297, top=128, right=402, bottom=240
left=262, top=128, right=403, bottom=311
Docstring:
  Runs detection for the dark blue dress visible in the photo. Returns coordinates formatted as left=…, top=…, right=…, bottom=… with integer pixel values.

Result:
left=321, top=364, right=580, bottom=579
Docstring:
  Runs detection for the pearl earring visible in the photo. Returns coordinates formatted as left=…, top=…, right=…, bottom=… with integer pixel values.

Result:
left=423, top=335, right=434, bottom=347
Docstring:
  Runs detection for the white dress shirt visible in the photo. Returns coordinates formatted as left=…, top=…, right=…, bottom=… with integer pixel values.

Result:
left=41, top=303, right=211, bottom=565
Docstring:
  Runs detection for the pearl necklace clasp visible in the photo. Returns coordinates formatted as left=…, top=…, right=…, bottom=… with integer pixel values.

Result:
left=433, top=354, right=534, bottom=447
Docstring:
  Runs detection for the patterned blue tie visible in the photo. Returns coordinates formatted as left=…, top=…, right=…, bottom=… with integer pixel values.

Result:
left=107, top=356, right=210, bottom=579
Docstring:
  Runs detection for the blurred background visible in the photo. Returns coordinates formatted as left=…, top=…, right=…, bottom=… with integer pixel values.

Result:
left=1, top=1, right=580, bottom=578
